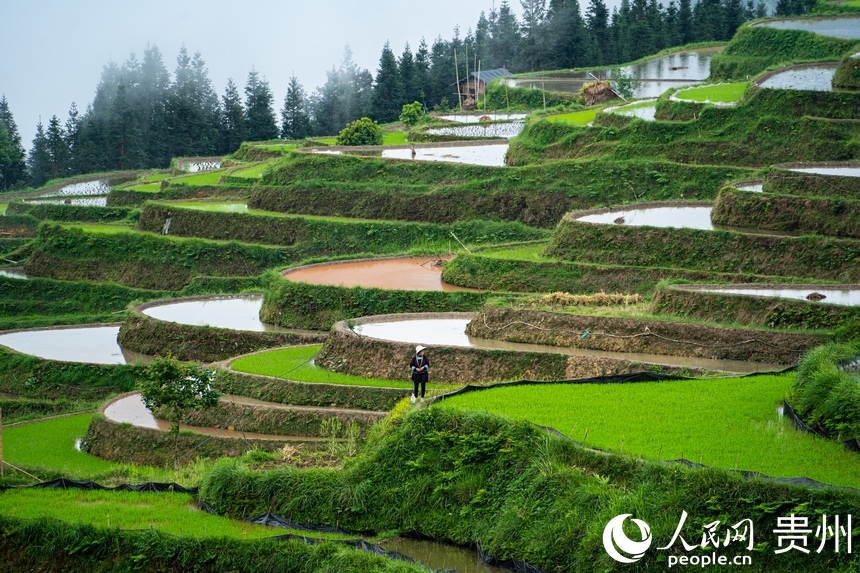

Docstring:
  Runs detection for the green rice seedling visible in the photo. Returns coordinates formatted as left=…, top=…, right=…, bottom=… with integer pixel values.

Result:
left=442, top=374, right=860, bottom=488
left=171, top=170, right=225, bottom=186
left=0, top=488, right=355, bottom=540
left=544, top=108, right=599, bottom=125
left=230, top=164, right=269, bottom=178
left=674, top=82, right=748, bottom=104
left=231, top=346, right=456, bottom=392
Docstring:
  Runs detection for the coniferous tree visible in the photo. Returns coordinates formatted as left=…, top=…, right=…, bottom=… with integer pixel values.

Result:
left=191, top=50, right=221, bottom=153
left=587, top=0, right=613, bottom=65
left=27, top=120, right=52, bottom=187
left=0, top=125, right=17, bottom=191
left=490, top=1, right=521, bottom=69
left=429, top=36, right=454, bottom=109
left=399, top=44, right=419, bottom=106
left=520, top=0, right=548, bottom=71
left=139, top=44, right=171, bottom=167
left=107, top=83, right=146, bottom=170
left=280, top=76, right=311, bottom=140
left=678, top=0, right=694, bottom=43
left=244, top=69, right=278, bottom=141
left=0, top=96, right=27, bottom=189
left=219, top=78, right=248, bottom=152
left=371, top=42, right=404, bottom=123
left=45, top=115, right=70, bottom=179
left=414, top=39, right=432, bottom=109
left=64, top=102, right=82, bottom=175
left=169, top=45, right=203, bottom=157
left=547, top=0, right=592, bottom=69
left=755, top=1, right=768, bottom=17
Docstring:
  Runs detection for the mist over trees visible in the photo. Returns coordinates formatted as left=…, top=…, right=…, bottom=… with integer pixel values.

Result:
left=9, top=0, right=776, bottom=188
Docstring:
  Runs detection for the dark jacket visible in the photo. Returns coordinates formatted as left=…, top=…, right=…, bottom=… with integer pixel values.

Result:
left=410, top=353, right=429, bottom=382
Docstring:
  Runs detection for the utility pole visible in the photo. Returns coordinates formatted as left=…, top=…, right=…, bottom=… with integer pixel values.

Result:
left=454, top=49, right=462, bottom=111
left=1, top=407, right=4, bottom=478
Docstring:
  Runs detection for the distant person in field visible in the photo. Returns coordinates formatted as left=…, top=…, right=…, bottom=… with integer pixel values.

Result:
left=410, top=345, right=429, bottom=403
left=161, top=211, right=172, bottom=235
left=411, top=144, right=416, bottom=159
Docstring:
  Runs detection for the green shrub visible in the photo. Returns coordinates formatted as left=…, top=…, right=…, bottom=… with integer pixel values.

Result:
left=792, top=342, right=860, bottom=441
left=336, top=117, right=384, bottom=146
left=832, top=56, right=860, bottom=90
left=398, top=101, right=425, bottom=128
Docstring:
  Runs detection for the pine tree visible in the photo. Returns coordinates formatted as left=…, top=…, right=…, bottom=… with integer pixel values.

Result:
left=755, top=0, right=768, bottom=17
left=244, top=69, right=278, bottom=141
left=547, top=0, right=592, bottom=69
left=191, top=50, right=221, bottom=153
left=587, top=0, right=613, bottom=65
left=414, top=39, right=432, bottom=109
left=219, top=78, right=248, bottom=153
left=490, top=1, right=521, bottom=70
left=0, top=125, right=16, bottom=191
left=107, top=83, right=146, bottom=170
left=280, top=76, right=311, bottom=140
left=64, top=102, right=82, bottom=175
left=0, top=96, right=27, bottom=189
left=399, top=44, right=419, bottom=106
left=140, top=44, right=171, bottom=167
left=371, top=42, right=404, bottom=124
left=678, top=0, right=694, bottom=44
left=45, top=115, right=70, bottom=178
left=520, top=0, right=548, bottom=71
left=27, top=120, right=52, bottom=187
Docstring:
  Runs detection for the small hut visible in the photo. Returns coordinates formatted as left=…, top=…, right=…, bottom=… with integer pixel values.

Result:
left=456, top=68, right=513, bottom=105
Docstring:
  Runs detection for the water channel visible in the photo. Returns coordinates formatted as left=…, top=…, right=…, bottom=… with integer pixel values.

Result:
left=283, top=258, right=477, bottom=292
left=353, top=318, right=785, bottom=373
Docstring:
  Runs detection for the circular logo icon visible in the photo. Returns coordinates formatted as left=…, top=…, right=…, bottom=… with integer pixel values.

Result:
left=603, top=514, right=653, bottom=564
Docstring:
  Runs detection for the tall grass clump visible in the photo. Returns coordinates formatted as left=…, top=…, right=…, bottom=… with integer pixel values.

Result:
left=792, top=341, right=860, bottom=442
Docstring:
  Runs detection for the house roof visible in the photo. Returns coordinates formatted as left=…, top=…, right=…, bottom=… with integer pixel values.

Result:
left=458, top=68, right=512, bottom=84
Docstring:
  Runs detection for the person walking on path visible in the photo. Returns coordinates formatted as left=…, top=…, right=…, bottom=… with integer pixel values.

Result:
left=410, top=345, right=430, bottom=403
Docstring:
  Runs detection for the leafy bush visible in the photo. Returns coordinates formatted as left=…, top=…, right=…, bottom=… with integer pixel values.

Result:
left=335, top=117, right=383, bottom=146
left=398, top=101, right=425, bottom=128
left=792, top=342, right=860, bottom=442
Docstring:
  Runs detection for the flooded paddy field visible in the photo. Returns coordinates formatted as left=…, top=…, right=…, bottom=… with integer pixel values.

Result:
left=0, top=326, right=148, bottom=365
left=283, top=258, right=478, bottom=292
left=354, top=317, right=785, bottom=373
left=140, top=295, right=288, bottom=332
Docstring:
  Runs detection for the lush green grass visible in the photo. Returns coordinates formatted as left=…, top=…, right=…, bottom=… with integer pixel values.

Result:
left=172, top=171, right=225, bottom=186
left=675, top=82, right=748, bottom=103
left=0, top=489, right=336, bottom=540
left=254, top=144, right=298, bottom=151
left=0, top=204, right=7, bottom=215
left=230, top=164, right=269, bottom=178
left=164, top=201, right=394, bottom=224
left=443, top=374, right=860, bottom=488
left=125, top=182, right=161, bottom=192
left=313, top=137, right=338, bottom=145
left=476, top=243, right=550, bottom=261
left=544, top=108, right=599, bottom=125
left=231, top=345, right=455, bottom=391
left=65, top=224, right=137, bottom=235
left=143, top=173, right=172, bottom=182
left=3, top=414, right=121, bottom=476
left=382, top=131, right=408, bottom=145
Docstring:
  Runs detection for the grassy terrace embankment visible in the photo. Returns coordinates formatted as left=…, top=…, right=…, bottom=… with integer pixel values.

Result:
left=200, top=406, right=860, bottom=572
left=764, top=164, right=860, bottom=197
left=709, top=22, right=860, bottom=80
left=440, top=247, right=808, bottom=293
left=712, top=186, right=860, bottom=238
left=507, top=87, right=860, bottom=167
left=652, top=284, right=860, bottom=329
left=249, top=153, right=753, bottom=226
left=545, top=216, right=860, bottom=280
left=137, top=203, right=548, bottom=248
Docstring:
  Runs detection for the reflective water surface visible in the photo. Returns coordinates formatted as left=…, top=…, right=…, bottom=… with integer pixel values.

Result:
left=0, top=326, right=148, bottom=365
left=575, top=206, right=799, bottom=236
left=759, top=67, right=837, bottom=91
left=756, top=17, right=860, bottom=39
left=689, top=286, right=860, bottom=306
left=354, top=318, right=785, bottom=372
left=141, top=296, right=288, bottom=332
left=284, top=258, right=478, bottom=292
left=382, top=144, right=508, bottom=167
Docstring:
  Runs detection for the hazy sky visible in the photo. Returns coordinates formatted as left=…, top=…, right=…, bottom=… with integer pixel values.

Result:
left=2, top=0, right=538, bottom=146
